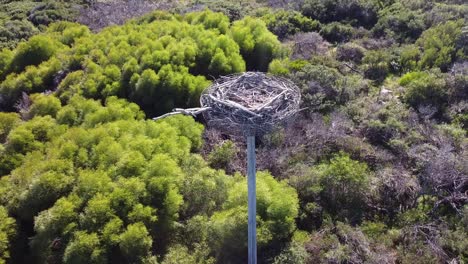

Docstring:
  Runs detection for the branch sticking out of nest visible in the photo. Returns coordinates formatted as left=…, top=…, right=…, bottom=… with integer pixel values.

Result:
left=152, top=107, right=211, bottom=121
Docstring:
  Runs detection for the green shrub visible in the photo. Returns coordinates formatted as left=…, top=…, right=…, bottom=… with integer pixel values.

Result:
left=320, top=22, right=355, bottom=43
left=292, top=63, right=365, bottom=113
left=0, top=206, right=16, bottom=264
left=162, top=243, right=214, bottom=264
left=0, top=112, right=19, bottom=143
left=399, top=45, right=421, bottom=72
left=119, top=223, right=153, bottom=262
left=300, top=0, right=379, bottom=28
left=0, top=20, right=39, bottom=49
left=403, top=73, right=448, bottom=113
left=209, top=171, right=299, bottom=263
left=372, top=2, right=426, bottom=43
left=29, top=93, right=62, bottom=118
left=399, top=71, right=428, bottom=86
left=0, top=57, right=61, bottom=110
left=63, top=231, right=106, bottom=264
left=272, top=241, right=308, bottom=264
left=0, top=49, right=13, bottom=79
left=364, top=118, right=405, bottom=146
left=361, top=49, right=392, bottom=83
left=28, top=2, right=78, bottom=27
left=207, top=140, right=238, bottom=170
left=261, top=9, right=320, bottom=40
left=417, top=20, right=466, bottom=72
left=10, top=35, right=63, bottom=73
left=268, top=58, right=290, bottom=75
left=1, top=11, right=282, bottom=116
left=230, top=16, right=281, bottom=71
left=313, top=152, right=372, bottom=223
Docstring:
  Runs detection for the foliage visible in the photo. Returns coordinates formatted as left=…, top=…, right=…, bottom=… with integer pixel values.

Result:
left=372, top=2, right=426, bottom=43
left=9, top=35, right=64, bottom=73
left=272, top=241, right=308, bottom=264
left=416, top=19, right=466, bottom=72
left=207, top=140, right=238, bottom=170
left=0, top=20, right=39, bottom=49
left=0, top=112, right=19, bottom=143
left=299, top=0, right=379, bottom=28
left=399, top=44, right=421, bottom=73
left=260, top=9, right=320, bottom=40
left=209, top=171, right=299, bottom=263
left=361, top=49, right=393, bottom=82
left=403, top=72, right=448, bottom=113
left=0, top=0, right=83, bottom=49
left=119, top=223, right=153, bottom=262
left=313, top=152, right=372, bottom=223
left=319, top=22, right=355, bottom=43
left=0, top=92, right=301, bottom=263
left=230, top=16, right=281, bottom=71
left=181, top=0, right=261, bottom=21
left=29, top=93, right=62, bottom=118
left=0, top=1, right=467, bottom=263
left=0, top=10, right=284, bottom=116
left=291, top=63, right=366, bottom=112
left=0, top=206, right=15, bottom=264
left=161, top=243, right=215, bottom=264
left=305, top=222, right=393, bottom=263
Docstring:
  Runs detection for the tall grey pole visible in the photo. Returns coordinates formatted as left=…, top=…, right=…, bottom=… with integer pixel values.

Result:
left=247, top=135, right=257, bottom=264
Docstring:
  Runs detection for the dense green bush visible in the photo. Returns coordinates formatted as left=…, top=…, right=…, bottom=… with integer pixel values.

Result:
left=0, top=112, right=19, bottom=143
left=207, top=140, right=238, bottom=170
left=29, top=93, right=62, bottom=118
left=0, top=10, right=281, bottom=116
left=0, top=94, right=299, bottom=263
left=0, top=20, right=39, bottom=49
left=260, top=9, right=320, bottom=40
left=209, top=171, right=298, bottom=263
left=9, top=35, right=63, bottom=73
left=361, top=49, right=393, bottom=82
left=0, top=0, right=84, bottom=48
left=402, top=72, right=448, bottom=113
left=399, top=44, right=421, bottom=73
left=182, top=1, right=260, bottom=21
left=372, top=2, right=426, bottom=43
left=416, top=20, right=466, bottom=72
left=426, top=2, right=468, bottom=26
left=292, top=63, right=366, bottom=112
left=0, top=57, right=61, bottom=111
left=314, top=152, right=372, bottom=223
left=300, top=0, right=379, bottom=28
left=364, top=117, right=406, bottom=147
left=230, top=16, right=281, bottom=71
left=0, top=206, right=16, bottom=264
left=320, top=22, right=355, bottom=43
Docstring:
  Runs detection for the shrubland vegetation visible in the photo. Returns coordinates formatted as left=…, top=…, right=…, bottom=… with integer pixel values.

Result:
left=0, top=0, right=467, bottom=263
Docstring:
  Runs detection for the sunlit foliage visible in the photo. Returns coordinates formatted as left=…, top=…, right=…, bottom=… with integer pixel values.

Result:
left=0, top=10, right=280, bottom=116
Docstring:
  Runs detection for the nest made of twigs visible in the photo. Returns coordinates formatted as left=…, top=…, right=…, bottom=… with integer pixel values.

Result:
left=200, top=72, right=301, bottom=136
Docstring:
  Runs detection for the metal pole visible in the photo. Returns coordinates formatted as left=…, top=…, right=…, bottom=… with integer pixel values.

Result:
left=247, top=135, right=257, bottom=264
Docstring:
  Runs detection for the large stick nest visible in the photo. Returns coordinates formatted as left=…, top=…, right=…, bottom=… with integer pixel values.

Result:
left=200, top=72, right=301, bottom=136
